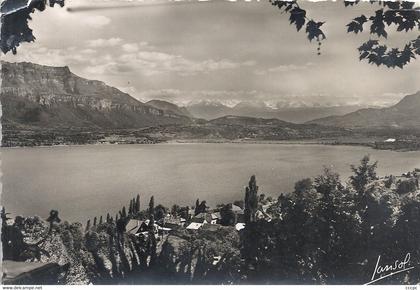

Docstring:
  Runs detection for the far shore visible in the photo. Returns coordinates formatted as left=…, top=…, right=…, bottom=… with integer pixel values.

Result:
left=0, top=138, right=400, bottom=152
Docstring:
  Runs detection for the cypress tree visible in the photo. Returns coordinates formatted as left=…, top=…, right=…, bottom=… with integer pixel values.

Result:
left=148, top=196, right=157, bottom=266
left=243, top=175, right=259, bottom=272
left=129, top=200, right=133, bottom=215
left=245, top=189, right=250, bottom=224
left=135, top=194, right=140, bottom=213
left=149, top=196, right=155, bottom=226
left=198, top=201, right=207, bottom=214
left=86, top=219, right=91, bottom=231
left=244, top=175, right=258, bottom=224
left=46, top=209, right=61, bottom=233
left=121, top=206, right=127, bottom=218
left=194, top=199, right=200, bottom=216
left=99, top=216, right=103, bottom=225
left=93, top=216, right=97, bottom=226
left=106, top=213, right=110, bottom=223
left=1, top=207, right=11, bottom=229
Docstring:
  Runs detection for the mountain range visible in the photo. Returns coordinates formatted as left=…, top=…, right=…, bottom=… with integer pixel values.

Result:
left=0, top=61, right=190, bottom=130
left=185, top=100, right=366, bottom=123
left=1, top=61, right=419, bottom=136
left=308, top=91, right=420, bottom=129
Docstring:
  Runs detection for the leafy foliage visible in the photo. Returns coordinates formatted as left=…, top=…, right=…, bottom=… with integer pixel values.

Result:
left=396, top=178, right=419, bottom=195
left=154, top=204, right=167, bottom=221
left=270, top=0, right=326, bottom=45
left=370, top=9, right=388, bottom=38
left=0, top=0, right=65, bottom=54
left=346, top=1, right=419, bottom=68
left=289, top=6, right=306, bottom=31
left=46, top=209, right=61, bottom=233
left=305, top=20, right=326, bottom=42
left=194, top=199, right=208, bottom=216
left=350, top=155, right=378, bottom=196
left=358, top=40, right=417, bottom=68
left=344, top=0, right=361, bottom=7
left=294, top=177, right=313, bottom=194
left=347, top=15, right=368, bottom=34
left=270, top=0, right=419, bottom=68
left=220, top=204, right=236, bottom=226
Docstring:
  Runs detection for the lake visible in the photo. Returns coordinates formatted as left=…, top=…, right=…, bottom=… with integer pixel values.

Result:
left=2, top=143, right=420, bottom=223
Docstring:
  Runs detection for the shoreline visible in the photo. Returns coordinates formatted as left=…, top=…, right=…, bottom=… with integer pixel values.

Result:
left=1, top=138, right=371, bottom=149
left=2, top=138, right=419, bottom=152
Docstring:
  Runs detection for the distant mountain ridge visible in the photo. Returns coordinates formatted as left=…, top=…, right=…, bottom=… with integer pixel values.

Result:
left=186, top=100, right=365, bottom=123
left=187, top=101, right=232, bottom=121
left=0, top=61, right=191, bottom=129
left=209, top=115, right=290, bottom=126
left=307, top=91, right=420, bottom=129
left=146, top=100, right=192, bottom=118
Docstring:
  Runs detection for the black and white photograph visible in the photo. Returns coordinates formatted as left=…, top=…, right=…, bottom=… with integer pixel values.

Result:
left=0, top=0, right=419, bottom=286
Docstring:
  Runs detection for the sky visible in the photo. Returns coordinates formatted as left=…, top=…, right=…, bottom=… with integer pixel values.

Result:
left=2, top=0, right=419, bottom=107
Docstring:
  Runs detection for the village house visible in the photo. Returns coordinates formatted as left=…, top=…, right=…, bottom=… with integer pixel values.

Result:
left=235, top=223, right=245, bottom=231
left=126, top=219, right=143, bottom=235
left=186, top=222, right=203, bottom=230
left=125, top=219, right=159, bottom=237
left=162, top=216, right=186, bottom=228
left=231, top=204, right=245, bottom=223
left=191, top=212, right=218, bottom=224
left=255, top=208, right=273, bottom=222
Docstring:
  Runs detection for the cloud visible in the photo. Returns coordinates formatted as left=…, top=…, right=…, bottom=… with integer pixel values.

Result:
left=21, top=37, right=254, bottom=77
left=122, top=43, right=140, bottom=53
left=82, top=15, right=111, bottom=29
left=25, top=35, right=251, bottom=78
left=121, top=42, right=152, bottom=53
left=80, top=49, right=97, bottom=54
left=1, top=44, right=92, bottom=67
left=123, top=52, right=254, bottom=76
left=84, top=41, right=255, bottom=76
left=86, top=38, right=123, bottom=48
left=255, top=62, right=315, bottom=75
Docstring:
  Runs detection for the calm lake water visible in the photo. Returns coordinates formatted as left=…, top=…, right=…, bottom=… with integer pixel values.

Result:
left=2, top=143, right=420, bottom=223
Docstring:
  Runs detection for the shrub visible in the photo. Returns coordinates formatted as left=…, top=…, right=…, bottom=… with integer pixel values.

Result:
left=396, top=179, right=419, bottom=195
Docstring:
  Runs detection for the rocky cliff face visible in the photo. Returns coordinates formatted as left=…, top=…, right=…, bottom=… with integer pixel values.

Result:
left=0, top=62, right=191, bottom=129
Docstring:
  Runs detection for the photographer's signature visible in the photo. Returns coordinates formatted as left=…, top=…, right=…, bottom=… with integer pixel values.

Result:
left=365, top=253, right=414, bottom=285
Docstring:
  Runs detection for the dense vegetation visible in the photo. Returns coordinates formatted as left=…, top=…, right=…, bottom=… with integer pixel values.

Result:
left=241, top=156, right=420, bottom=284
